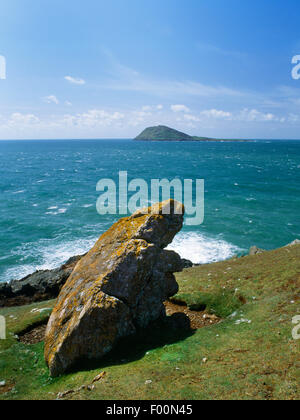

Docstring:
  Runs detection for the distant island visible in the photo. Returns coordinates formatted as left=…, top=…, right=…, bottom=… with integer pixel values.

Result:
left=134, top=125, right=250, bottom=142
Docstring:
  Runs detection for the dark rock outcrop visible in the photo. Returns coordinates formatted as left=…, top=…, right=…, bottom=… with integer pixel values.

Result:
left=0, top=255, right=84, bottom=307
left=181, top=258, right=194, bottom=268
left=45, top=200, right=185, bottom=377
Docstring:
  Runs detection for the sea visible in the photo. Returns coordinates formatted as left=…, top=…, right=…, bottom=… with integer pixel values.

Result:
left=0, top=139, right=299, bottom=283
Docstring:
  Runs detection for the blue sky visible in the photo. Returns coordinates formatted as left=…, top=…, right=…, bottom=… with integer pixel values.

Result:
left=1, top=0, right=300, bottom=139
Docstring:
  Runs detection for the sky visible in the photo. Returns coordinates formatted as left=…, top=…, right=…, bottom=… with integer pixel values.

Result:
left=1, top=0, right=300, bottom=139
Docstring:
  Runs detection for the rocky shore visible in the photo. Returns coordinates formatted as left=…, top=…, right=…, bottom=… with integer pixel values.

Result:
left=1, top=237, right=298, bottom=309
left=0, top=205, right=299, bottom=395
left=0, top=255, right=193, bottom=308
left=0, top=255, right=84, bottom=307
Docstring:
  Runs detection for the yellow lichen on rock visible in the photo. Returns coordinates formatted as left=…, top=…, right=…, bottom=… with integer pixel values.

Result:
left=44, top=200, right=185, bottom=377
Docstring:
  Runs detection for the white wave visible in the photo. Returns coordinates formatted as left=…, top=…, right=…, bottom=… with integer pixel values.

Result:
left=12, top=190, right=25, bottom=194
left=2, top=232, right=242, bottom=283
left=167, top=232, right=242, bottom=265
left=2, top=237, right=98, bottom=283
left=45, top=208, right=67, bottom=215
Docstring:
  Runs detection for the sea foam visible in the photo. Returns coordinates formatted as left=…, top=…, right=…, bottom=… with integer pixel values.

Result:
left=167, top=232, right=242, bottom=265
left=1, top=232, right=242, bottom=283
left=2, top=237, right=98, bottom=283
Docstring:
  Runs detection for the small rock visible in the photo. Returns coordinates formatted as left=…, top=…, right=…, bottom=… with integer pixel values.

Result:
left=0, top=381, right=6, bottom=387
left=145, top=380, right=153, bottom=385
left=286, top=239, right=300, bottom=247
left=181, top=259, right=193, bottom=269
left=249, top=246, right=265, bottom=256
left=92, top=371, right=106, bottom=383
left=57, top=389, right=74, bottom=399
left=202, top=358, right=208, bottom=364
left=235, top=318, right=252, bottom=325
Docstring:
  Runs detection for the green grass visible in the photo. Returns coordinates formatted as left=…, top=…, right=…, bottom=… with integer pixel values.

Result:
left=0, top=245, right=299, bottom=400
left=172, top=289, right=244, bottom=318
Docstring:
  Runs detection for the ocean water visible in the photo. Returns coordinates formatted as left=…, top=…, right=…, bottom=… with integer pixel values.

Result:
left=0, top=139, right=299, bottom=283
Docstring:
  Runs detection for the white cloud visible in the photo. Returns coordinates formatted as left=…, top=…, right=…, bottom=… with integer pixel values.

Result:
left=44, top=95, right=59, bottom=105
left=0, top=102, right=293, bottom=140
left=65, top=101, right=72, bottom=106
left=64, top=76, right=86, bottom=85
left=63, top=109, right=125, bottom=128
left=8, top=113, right=40, bottom=127
left=238, top=109, right=277, bottom=122
left=142, top=106, right=152, bottom=112
left=182, top=108, right=279, bottom=123
left=200, top=109, right=232, bottom=119
left=142, top=105, right=164, bottom=112
left=171, top=104, right=190, bottom=113
left=182, top=109, right=232, bottom=122
left=183, top=114, right=200, bottom=122
left=0, top=113, right=41, bottom=133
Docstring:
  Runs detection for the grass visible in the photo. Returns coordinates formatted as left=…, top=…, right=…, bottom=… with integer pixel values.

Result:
left=0, top=245, right=299, bottom=400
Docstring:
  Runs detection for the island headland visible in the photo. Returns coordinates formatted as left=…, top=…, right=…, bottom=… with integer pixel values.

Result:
left=134, top=125, right=250, bottom=142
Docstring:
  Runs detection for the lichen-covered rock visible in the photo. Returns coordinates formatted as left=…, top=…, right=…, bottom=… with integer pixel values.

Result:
left=45, top=200, right=184, bottom=377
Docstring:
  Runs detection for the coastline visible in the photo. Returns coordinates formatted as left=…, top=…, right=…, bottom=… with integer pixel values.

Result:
left=1, top=242, right=299, bottom=399
left=1, top=239, right=298, bottom=309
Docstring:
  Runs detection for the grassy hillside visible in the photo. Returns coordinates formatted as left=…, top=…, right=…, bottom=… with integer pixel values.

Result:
left=0, top=245, right=299, bottom=400
left=135, top=125, right=195, bottom=141
left=134, top=125, right=248, bottom=142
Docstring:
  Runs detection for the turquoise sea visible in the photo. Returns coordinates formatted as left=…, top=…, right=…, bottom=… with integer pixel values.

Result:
left=0, top=139, right=299, bottom=283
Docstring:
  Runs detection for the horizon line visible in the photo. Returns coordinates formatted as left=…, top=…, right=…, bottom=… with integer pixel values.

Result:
left=1, top=137, right=300, bottom=142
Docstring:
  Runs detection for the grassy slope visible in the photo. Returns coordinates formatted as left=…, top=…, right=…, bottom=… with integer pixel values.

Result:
left=0, top=245, right=299, bottom=400
left=134, top=126, right=247, bottom=142
left=135, top=125, right=193, bottom=141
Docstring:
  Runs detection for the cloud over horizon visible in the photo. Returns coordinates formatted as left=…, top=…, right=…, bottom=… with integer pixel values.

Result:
left=64, top=76, right=86, bottom=85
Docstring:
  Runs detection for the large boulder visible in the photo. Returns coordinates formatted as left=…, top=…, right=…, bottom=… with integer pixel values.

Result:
left=45, top=200, right=185, bottom=377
